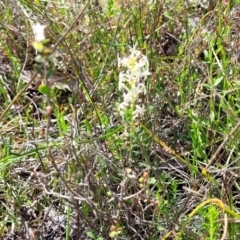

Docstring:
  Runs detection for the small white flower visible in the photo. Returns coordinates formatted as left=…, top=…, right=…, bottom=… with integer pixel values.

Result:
left=136, top=83, right=147, bottom=95
left=128, top=45, right=141, bottom=57
left=33, top=23, right=46, bottom=41
left=132, top=105, right=145, bottom=120
left=124, top=90, right=138, bottom=104
left=118, top=72, right=131, bottom=91
left=138, top=56, right=149, bottom=68
left=118, top=102, right=128, bottom=118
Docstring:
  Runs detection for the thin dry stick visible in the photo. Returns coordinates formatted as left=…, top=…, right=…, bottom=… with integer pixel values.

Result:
left=0, top=72, right=38, bottom=122
left=45, top=0, right=92, bottom=201
left=206, top=118, right=240, bottom=169
left=173, top=118, right=240, bottom=238
left=44, top=1, right=89, bottom=142
left=52, top=0, right=90, bottom=53
left=220, top=213, right=228, bottom=240
left=43, top=0, right=89, bottom=137
left=0, top=0, right=89, bottom=123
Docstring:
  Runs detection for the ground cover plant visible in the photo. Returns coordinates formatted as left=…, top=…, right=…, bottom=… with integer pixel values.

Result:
left=1, top=0, right=240, bottom=239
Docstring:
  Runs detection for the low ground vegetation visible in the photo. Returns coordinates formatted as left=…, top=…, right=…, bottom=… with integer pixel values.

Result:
left=1, top=0, right=240, bottom=239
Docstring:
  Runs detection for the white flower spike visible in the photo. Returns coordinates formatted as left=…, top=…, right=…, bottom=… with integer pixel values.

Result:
left=33, top=23, right=46, bottom=42
left=118, top=45, right=151, bottom=121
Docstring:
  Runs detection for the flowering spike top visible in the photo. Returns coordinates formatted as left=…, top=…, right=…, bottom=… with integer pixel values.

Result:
left=118, top=45, right=150, bottom=78
left=33, top=23, right=46, bottom=42
left=118, top=45, right=151, bottom=121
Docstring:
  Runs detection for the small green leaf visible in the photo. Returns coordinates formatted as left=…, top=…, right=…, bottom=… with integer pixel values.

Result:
left=157, top=225, right=164, bottom=231
left=33, top=41, right=44, bottom=51
left=109, top=231, right=118, bottom=238
left=38, top=84, right=50, bottom=95
left=86, top=231, right=95, bottom=239
left=214, top=76, right=224, bottom=87
left=148, top=177, right=156, bottom=185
